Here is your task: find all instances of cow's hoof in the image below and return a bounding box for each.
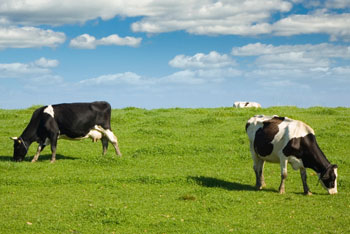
[50,160,56,163]
[304,191,312,196]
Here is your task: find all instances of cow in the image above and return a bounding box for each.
[11,101,122,163]
[246,115,337,195]
[234,101,261,108]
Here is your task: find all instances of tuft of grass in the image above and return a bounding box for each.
[0,106,350,233]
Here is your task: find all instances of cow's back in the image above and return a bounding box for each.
[52,101,112,138]
[246,115,315,159]
[246,115,283,161]
[246,115,280,142]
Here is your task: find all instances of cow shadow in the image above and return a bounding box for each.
[0,154,78,162]
[190,176,277,193]
[0,156,13,161]
[32,154,78,162]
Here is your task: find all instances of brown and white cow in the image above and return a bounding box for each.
[234,101,261,108]
[246,115,338,195]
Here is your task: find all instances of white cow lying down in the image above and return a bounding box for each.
[234,101,261,108]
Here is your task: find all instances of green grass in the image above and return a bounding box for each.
[1,106,350,233]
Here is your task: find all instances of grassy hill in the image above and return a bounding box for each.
[0,106,349,233]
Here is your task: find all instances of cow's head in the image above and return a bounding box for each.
[319,164,338,194]
[10,137,28,162]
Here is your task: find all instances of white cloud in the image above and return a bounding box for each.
[0,0,292,28]
[332,66,350,76]
[0,63,50,78]
[159,68,240,85]
[325,0,350,9]
[160,70,206,85]
[231,43,350,85]
[272,13,350,41]
[79,72,149,85]
[0,0,349,40]
[69,34,96,49]
[79,51,242,86]
[169,51,236,69]
[70,34,142,49]
[0,26,65,49]
[79,69,228,86]
[233,43,337,70]
[0,0,289,36]
[76,42,350,89]
[232,43,350,70]
[165,51,241,84]
[0,58,62,85]
[232,43,350,58]
[131,0,291,35]
[99,34,141,47]
[255,52,330,69]
[34,57,59,68]
[0,1,127,26]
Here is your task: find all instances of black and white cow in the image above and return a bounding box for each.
[246,115,338,195]
[11,101,122,163]
[234,101,261,108]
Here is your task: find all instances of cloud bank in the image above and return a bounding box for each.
[70,34,142,49]
[76,43,350,88]
[169,51,236,69]
[0,0,349,42]
[0,26,65,49]
[0,58,62,85]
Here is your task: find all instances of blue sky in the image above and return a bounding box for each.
[0,0,349,109]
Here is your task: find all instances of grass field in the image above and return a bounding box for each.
[0,106,350,233]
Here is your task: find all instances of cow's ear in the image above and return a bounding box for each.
[322,172,330,180]
[10,137,18,141]
[322,167,333,180]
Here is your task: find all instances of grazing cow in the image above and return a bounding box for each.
[234,101,261,108]
[246,115,337,195]
[11,101,122,163]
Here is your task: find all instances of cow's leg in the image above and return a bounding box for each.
[279,159,288,194]
[95,126,122,156]
[300,168,312,195]
[250,144,265,189]
[31,144,46,163]
[49,134,59,163]
[101,137,109,155]
[106,130,122,156]
[253,156,266,190]
[43,117,60,163]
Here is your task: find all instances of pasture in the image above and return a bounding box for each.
[0,106,350,233]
